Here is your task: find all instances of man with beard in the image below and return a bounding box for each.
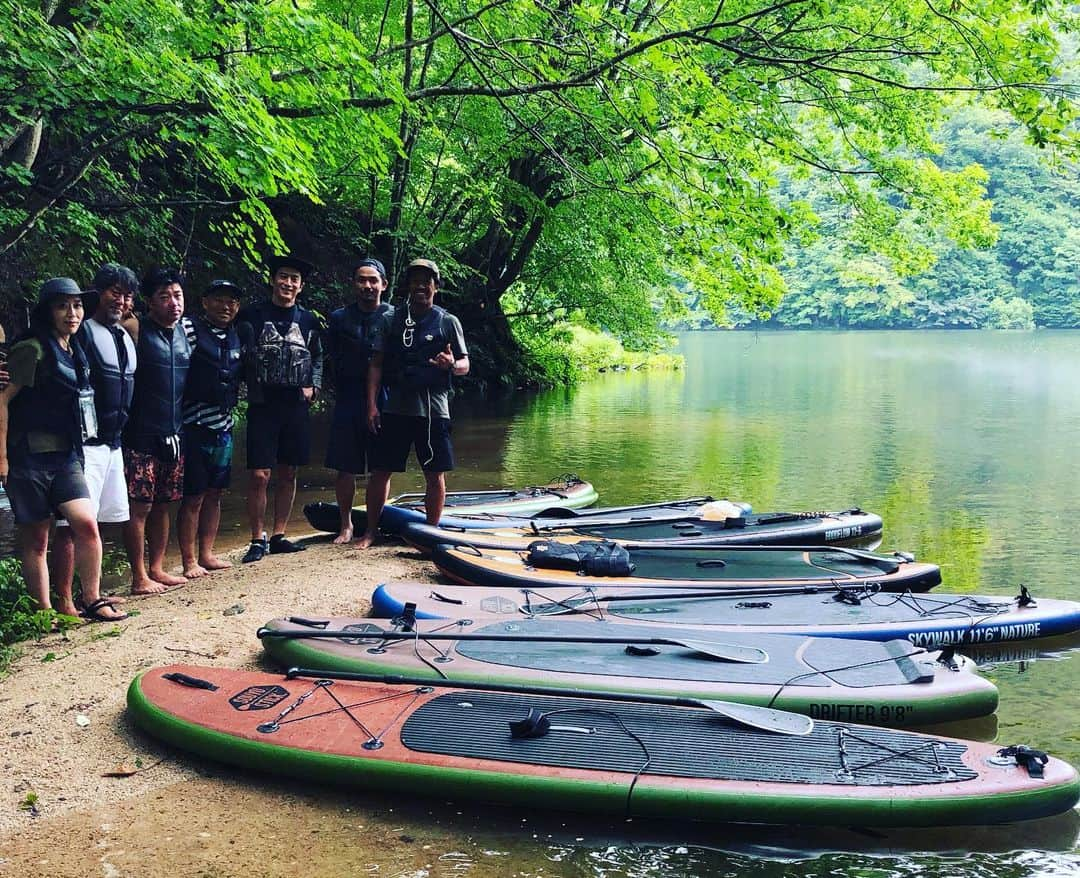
[355,259,468,548]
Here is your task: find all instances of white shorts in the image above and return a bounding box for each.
[56,444,130,527]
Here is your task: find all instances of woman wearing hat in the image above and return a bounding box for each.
[0,278,126,623]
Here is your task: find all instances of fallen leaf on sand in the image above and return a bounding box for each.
[101,764,138,778]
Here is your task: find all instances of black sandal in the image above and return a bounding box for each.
[80,597,129,623]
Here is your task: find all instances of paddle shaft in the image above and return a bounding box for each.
[525,582,879,607]
[283,666,810,734]
[258,626,766,662]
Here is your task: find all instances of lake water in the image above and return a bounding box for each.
[10,329,1080,873]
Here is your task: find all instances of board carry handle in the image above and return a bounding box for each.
[283,667,813,736]
[258,625,769,664]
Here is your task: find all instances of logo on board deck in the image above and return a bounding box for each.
[480,596,520,614]
[229,685,290,711]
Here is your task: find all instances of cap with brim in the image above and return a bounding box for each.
[405,258,441,284]
[34,277,90,311]
[204,279,244,299]
[267,254,316,279]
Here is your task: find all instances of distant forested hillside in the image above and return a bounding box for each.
[673,104,1080,331]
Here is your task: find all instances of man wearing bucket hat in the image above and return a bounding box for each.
[324,257,395,543]
[0,277,126,622]
[355,257,469,548]
[176,279,244,578]
[235,253,324,563]
[51,263,139,617]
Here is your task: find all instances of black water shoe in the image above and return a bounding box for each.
[242,537,269,564]
[269,534,306,554]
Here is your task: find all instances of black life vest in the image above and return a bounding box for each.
[330,302,393,384]
[8,335,94,460]
[125,317,191,439]
[79,318,136,448]
[185,317,242,410]
[384,304,454,391]
[252,311,313,388]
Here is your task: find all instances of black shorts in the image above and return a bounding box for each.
[245,402,311,469]
[369,413,454,473]
[324,401,374,475]
[183,423,234,495]
[6,457,90,524]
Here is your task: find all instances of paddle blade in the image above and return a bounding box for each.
[699,699,814,736]
[676,639,768,664]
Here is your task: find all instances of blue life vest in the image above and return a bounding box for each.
[125,317,191,441]
[185,317,241,411]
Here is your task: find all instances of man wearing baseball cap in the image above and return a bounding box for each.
[235,252,324,562]
[324,258,395,543]
[355,257,469,547]
[176,279,244,577]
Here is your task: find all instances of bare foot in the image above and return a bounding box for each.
[332,527,354,545]
[56,600,80,617]
[199,555,232,571]
[131,577,171,596]
[149,568,188,588]
[183,563,208,579]
[353,531,377,549]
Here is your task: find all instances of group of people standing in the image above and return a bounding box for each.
[0,255,468,622]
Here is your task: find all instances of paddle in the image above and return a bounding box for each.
[521,497,715,521]
[393,489,519,502]
[283,666,814,736]
[614,543,903,570]
[257,623,769,664]
[521,582,879,615]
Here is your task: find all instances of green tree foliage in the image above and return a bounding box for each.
[1,0,1077,377]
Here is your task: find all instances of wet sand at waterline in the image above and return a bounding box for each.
[0,534,457,874]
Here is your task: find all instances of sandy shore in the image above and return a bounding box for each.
[0,533,453,870]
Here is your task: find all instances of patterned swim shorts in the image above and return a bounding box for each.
[124,447,184,504]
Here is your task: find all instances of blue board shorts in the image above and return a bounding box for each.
[183,423,234,495]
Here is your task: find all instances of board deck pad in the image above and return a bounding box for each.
[423,620,928,688]
[401,691,978,786]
